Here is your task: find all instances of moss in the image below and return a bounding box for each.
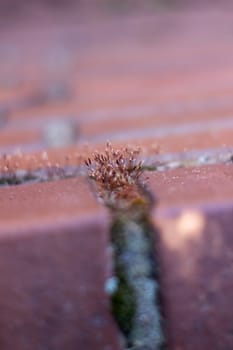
[111,264,136,336]
[108,172,160,345]
[111,217,137,337]
[111,217,127,254]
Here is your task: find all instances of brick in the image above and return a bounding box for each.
[0,128,40,148]
[0,178,121,350]
[1,8,233,350]
[146,164,233,210]
[154,205,233,350]
[1,11,233,163]
[84,124,233,155]
[147,165,233,349]
[81,108,233,139]
[0,177,103,226]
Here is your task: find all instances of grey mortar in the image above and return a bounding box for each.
[111,212,164,350]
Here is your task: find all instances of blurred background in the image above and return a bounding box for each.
[0,0,233,169]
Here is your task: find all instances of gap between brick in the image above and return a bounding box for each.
[0,147,232,186]
[84,142,166,349]
[109,200,165,350]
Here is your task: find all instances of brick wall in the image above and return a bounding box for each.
[0,7,233,350]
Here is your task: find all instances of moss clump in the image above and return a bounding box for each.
[111,264,136,336]
[111,218,136,336]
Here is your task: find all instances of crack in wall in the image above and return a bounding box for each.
[0,147,232,186]
[84,143,165,349]
[0,165,83,186]
[110,205,165,349]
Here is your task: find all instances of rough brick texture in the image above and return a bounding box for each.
[148,166,233,350]
[0,4,233,350]
[155,205,233,350]
[0,179,121,350]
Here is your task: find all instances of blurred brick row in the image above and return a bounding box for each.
[0,0,231,20]
[1,12,233,161]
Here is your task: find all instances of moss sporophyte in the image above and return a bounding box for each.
[85,142,148,211]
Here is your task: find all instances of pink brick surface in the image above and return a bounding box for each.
[0,177,102,227]
[1,7,233,350]
[0,180,121,350]
[147,164,233,210]
[0,218,121,350]
[155,205,233,350]
[0,11,233,159]
[147,166,233,350]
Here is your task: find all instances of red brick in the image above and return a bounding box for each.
[146,164,233,210]
[155,205,233,350]
[81,108,233,139]
[147,165,233,349]
[0,179,121,350]
[0,177,102,226]
[1,9,233,350]
[0,129,40,148]
[1,11,233,163]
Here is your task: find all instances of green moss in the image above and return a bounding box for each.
[111,264,136,336]
[111,218,136,336]
[110,200,156,340]
[111,217,128,256]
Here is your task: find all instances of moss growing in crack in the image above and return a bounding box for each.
[110,212,155,340]
[111,217,137,338]
[111,201,155,249]
[112,263,136,337]
[110,205,164,348]
[85,142,145,210]
[85,143,164,348]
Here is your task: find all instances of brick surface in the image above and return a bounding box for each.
[1,11,233,161]
[1,5,233,350]
[147,166,233,350]
[147,164,233,210]
[0,177,101,226]
[0,179,121,350]
[154,205,233,350]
